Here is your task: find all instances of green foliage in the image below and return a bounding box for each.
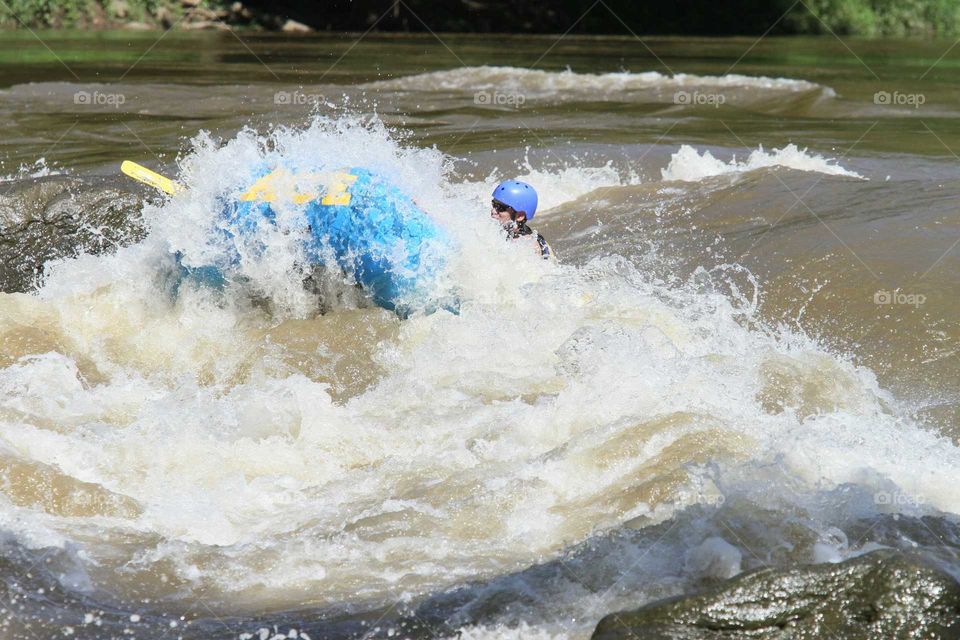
[872,0,960,36]
[786,0,877,35]
[0,0,959,36]
[0,0,178,27]
[0,0,92,28]
[785,0,960,36]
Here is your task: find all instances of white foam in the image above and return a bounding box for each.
[368,65,828,99]
[453,623,570,640]
[0,157,62,182]
[0,116,955,619]
[452,160,641,214]
[685,536,742,580]
[661,143,864,182]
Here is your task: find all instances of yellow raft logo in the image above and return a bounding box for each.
[239,169,358,206]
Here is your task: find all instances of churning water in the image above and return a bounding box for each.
[0,34,957,639]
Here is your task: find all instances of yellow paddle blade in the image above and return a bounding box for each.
[120,160,182,195]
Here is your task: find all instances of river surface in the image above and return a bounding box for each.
[0,32,958,639]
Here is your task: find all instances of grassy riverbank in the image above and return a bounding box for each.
[1,0,959,36]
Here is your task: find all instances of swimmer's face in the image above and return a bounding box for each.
[491,199,516,224]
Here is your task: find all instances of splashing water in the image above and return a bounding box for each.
[0,114,956,638]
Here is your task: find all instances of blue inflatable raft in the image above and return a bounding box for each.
[177,166,452,315]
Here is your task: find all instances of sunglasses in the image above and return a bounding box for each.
[492,200,514,214]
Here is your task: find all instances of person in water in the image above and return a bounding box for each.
[491,180,551,259]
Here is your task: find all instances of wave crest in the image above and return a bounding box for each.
[661,143,864,182]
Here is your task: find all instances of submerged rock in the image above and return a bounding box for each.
[592,550,960,639]
[0,175,147,292]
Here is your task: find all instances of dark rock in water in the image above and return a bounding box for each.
[592,550,960,640]
[0,175,147,293]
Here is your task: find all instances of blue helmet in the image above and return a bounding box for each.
[492,180,538,220]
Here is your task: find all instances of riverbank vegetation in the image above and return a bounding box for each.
[2,0,959,36]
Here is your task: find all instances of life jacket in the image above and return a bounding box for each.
[513,220,553,260]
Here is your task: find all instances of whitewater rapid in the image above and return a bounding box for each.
[366,65,830,98]
[0,112,955,638]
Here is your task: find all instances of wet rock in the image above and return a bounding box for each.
[154,5,174,28]
[183,19,231,31]
[592,550,960,639]
[282,18,313,33]
[230,1,253,21]
[0,175,147,292]
[187,6,227,21]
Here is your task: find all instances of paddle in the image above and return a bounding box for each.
[120,160,182,195]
